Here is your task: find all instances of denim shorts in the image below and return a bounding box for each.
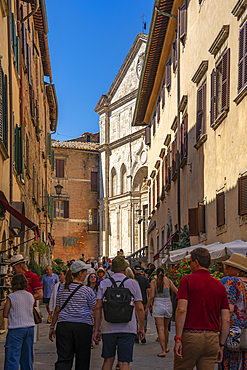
[102,333,135,363]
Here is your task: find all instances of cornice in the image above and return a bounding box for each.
[171,116,177,132]
[191,61,208,84]
[98,128,146,152]
[208,25,230,56]
[178,95,188,113]
[159,147,166,159]
[150,170,156,179]
[155,160,161,170]
[232,0,247,19]
[164,134,171,147]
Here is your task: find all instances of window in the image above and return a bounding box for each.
[166,59,171,89]
[238,22,247,94]
[111,168,117,197]
[152,179,155,211]
[161,158,165,199]
[91,172,98,192]
[0,61,8,153]
[161,77,165,109]
[173,31,178,72]
[120,165,127,194]
[238,176,247,216]
[149,187,151,215]
[14,125,24,175]
[156,171,160,204]
[145,125,151,145]
[55,200,69,218]
[178,3,187,42]
[188,203,206,236]
[157,96,160,124]
[165,148,171,190]
[172,137,177,181]
[32,164,36,201]
[216,192,225,227]
[180,113,188,161]
[152,111,156,136]
[26,134,30,175]
[89,208,98,231]
[56,159,65,178]
[210,49,230,125]
[196,83,206,141]
[87,135,91,142]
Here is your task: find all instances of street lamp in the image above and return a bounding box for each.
[135,209,143,224]
[55,183,63,196]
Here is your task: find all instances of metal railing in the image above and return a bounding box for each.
[126,245,148,267]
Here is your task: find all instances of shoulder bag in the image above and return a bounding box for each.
[226,279,247,351]
[59,283,82,312]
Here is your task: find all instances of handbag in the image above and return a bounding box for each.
[226,280,247,351]
[33,306,43,324]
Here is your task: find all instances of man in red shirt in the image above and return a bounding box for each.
[174,247,230,370]
[10,254,43,303]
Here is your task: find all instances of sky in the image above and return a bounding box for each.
[45,0,154,141]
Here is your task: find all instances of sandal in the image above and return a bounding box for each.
[157,353,166,357]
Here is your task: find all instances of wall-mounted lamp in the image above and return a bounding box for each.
[135,209,143,224]
[55,182,63,196]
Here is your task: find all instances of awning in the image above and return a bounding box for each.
[153,230,178,261]
[168,242,206,263]
[0,198,40,243]
[48,233,55,246]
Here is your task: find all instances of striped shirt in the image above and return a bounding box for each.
[56,282,96,325]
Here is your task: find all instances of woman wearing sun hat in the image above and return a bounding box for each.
[96,267,106,284]
[220,253,247,370]
[48,260,96,370]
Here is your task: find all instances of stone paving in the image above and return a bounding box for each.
[0,304,218,369]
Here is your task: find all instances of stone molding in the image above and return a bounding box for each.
[164,134,171,147]
[232,0,247,20]
[191,61,208,85]
[178,95,188,113]
[171,116,177,132]
[208,25,230,57]
[98,128,145,152]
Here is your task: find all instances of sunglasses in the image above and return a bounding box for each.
[90,275,96,279]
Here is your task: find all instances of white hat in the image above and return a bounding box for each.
[70,260,91,273]
[10,254,26,266]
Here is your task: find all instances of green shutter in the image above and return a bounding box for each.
[15,124,18,172]
[47,133,51,156]
[51,149,54,171]
[50,197,54,224]
[19,126,24,176]
[0,62,3,140]
[17,37,21,77]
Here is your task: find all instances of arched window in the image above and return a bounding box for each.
[120,164,127,194]
[111,168,117,197]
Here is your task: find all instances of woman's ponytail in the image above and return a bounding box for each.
[65,269,73,290]
[156,267,165,293]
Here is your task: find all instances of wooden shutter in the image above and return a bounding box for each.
[184,113,188,157]
[3,74,8,150]
[172,140,177,176]
[217,192,225,227]
[210,69,217,125]
[145,125,151,145]
[166,59,171,88]
[153,180,155,210]
[18,126,24,175]
[47,133,51,156]
[162,159,165,194]
[239,176,247,215]
[188,208,198,236]
[15,125,19,172]
[165,155,168,186]
[221,48,230,111]
[172,32,178,72]
[149,188,151,215]
[196,84,206,141]
[56,159,64,178]
[178,3,187,41]
[238,23,246,93]
[91,172,98,191]
[64,200,69,218]
[157,96,160,124]
[157,172,160,202]
[51,150,55,171]
[0,61,3,140]
[152,111,156,136]
[181,120,184,160]
[198,203,206,233]
[167,147,171,184]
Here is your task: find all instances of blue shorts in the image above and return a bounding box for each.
[102,333,135,363]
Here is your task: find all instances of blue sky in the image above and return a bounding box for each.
[45,0,153,141]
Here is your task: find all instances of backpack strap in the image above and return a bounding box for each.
[108,276,118,288]
[119,277,129,288]
[60,284,82,312]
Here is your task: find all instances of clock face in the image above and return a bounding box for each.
[136,53,145,79]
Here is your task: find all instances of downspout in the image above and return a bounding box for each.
[20,0,39,24]
[7,0,13,203]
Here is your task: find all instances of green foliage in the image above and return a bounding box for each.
[51,262,68,276]
[29,241,49,259]
[53,258,64,266]
[174,225,190,250]
[28,258,42,280]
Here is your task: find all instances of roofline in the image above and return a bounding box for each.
[40,0,48,34]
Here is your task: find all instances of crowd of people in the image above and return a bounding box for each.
[0,248,247,370]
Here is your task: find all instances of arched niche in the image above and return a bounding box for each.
[132,166,148,192]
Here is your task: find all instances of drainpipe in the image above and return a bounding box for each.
[21,0,39,23]
[7,0,13,203]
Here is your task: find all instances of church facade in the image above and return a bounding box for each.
[95,34,148,258]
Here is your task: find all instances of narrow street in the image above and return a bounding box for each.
[0,304,219,370]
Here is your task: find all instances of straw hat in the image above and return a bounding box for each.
[223,253,247,273]
[97,267,106,275]
[10,254,26,267]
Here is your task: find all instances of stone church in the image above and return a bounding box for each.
[95,33,148,258]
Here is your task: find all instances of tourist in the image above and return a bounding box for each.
[97,267,106,284]
[105,264,114,278]
[86,272,99,294]
[220,253,247,370]
[3,274,35,370]
[174,247,230,369]
[134,264,150,344]
[94,255,145,370]
[145,267,177,356]
[42,266,59,323]
[49,270,67,316]
[49,260,96,370]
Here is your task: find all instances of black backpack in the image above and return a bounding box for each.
[103,277,134,323]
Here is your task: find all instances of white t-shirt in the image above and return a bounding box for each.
[97,272,142,334]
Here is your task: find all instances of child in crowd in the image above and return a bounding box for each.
[3,274,35,370]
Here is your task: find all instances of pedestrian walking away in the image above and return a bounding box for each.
[3,274,35,370]
[220,253,247,370]
[134,264,151,344]
[94,255,145,370]
[145,266,177,356]
[174,247,230,370]
[49,259,96,370]
[49,270,67,318]
[42,266,59,323]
